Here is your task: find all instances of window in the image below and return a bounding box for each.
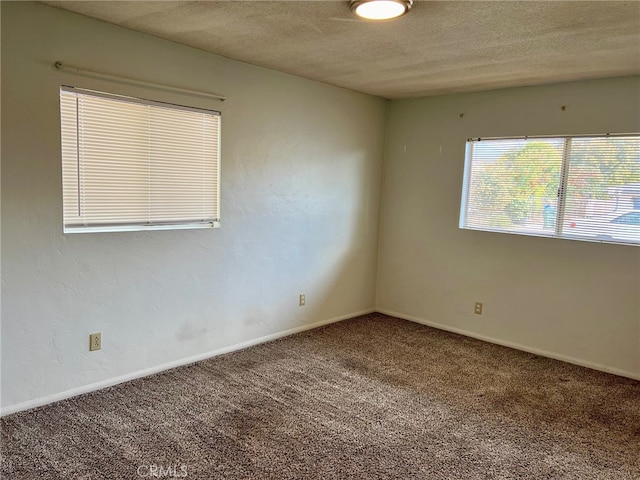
[460,134,640,245]
[60,87,220,233]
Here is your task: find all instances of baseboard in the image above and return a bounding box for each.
[1,308,375,417]
[376,308,640,381]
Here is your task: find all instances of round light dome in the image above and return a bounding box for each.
[350,0,413,21]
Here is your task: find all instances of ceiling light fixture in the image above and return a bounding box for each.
[350,0,413,21]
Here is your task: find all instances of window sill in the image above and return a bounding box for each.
[64,221,220,234]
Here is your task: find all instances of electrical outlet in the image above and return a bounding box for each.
[474,302,483,315]
[89,332,102,351]
[299,294,306,306]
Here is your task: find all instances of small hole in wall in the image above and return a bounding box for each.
[561,105,567,111]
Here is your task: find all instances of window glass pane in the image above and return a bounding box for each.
[77,94,150,225]
[464,139,563,234]
[60,91,80,222]
[562,137,640,243]
[148,106,217,223]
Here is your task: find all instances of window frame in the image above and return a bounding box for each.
[459,133,640,246]
[60,86,221,234]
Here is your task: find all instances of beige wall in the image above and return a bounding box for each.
[377,77,640,378]
[1,2,385,412]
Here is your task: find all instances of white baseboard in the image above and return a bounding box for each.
[1,308,375,417]
[377,308,640,381]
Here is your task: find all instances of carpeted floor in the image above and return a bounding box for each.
[2,313,639,479]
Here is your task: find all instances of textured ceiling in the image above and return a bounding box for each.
[43,1,640,99]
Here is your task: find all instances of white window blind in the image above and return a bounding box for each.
[460,134,640,245]
[60,87,220,233]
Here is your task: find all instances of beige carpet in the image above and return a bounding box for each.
[2,313,639,479]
